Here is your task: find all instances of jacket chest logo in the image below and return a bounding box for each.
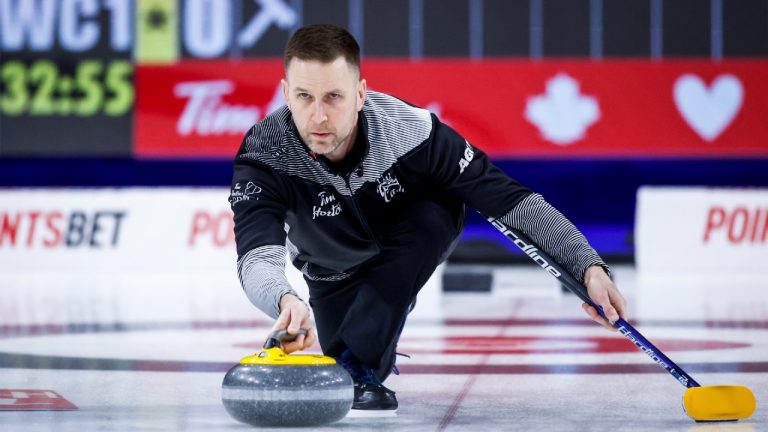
[312,191,342,219]
[377,173,405,203]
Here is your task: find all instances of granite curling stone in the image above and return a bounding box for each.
[222,329,354,427]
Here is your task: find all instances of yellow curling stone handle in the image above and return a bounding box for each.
[240,328,337,366]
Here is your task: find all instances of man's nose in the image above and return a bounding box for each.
[311,101,328,123]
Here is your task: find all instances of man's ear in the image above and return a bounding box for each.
[281,78,290,110]
[357,78,366,111]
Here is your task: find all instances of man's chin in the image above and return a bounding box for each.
[308,143,336,155]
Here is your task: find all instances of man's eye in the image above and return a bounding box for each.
[298,93,310,99]
[328,93,340,100]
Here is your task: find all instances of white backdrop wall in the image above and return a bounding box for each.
[635,186,768,276]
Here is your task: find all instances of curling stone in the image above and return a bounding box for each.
[222,329,354,427]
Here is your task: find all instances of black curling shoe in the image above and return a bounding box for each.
[353,382,398,411]
[335,349,398,414]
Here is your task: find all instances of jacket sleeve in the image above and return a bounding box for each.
[229,158,300,319]
[230,161,288,256]
[414,114,531,217]
[418,116,609,282]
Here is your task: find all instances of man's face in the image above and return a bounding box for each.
[282,57,366,162]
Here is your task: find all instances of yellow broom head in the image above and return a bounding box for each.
[683,385,756,422]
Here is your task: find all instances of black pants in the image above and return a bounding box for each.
[307,197,464,381]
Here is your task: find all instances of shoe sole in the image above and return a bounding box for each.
[346,408,398,418]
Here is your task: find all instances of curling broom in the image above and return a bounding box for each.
[489,218,756,422]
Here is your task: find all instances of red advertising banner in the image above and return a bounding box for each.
[135,60,768,158]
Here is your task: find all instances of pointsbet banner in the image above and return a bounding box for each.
[635,187,768,275]
[134,60,768,158]
[0,188,236,272]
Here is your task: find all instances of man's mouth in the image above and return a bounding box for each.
[310,132,332,141]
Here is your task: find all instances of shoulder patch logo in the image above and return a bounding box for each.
[459,141,475,174]
[229,181,262,205]
[245,182,261,196]
[377,172,405,203]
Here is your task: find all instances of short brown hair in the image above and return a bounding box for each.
[284,24,360,75]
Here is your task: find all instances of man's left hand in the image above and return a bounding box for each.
[581,265,627,331]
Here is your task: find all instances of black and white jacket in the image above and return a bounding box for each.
[230,91,606,318]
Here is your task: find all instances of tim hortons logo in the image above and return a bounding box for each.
[312,191,342,219]
[229,182,262,205]
[174,80,283,136]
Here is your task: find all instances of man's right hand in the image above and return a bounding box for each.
[271,293,316,353]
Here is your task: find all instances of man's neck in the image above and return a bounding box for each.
[324,122,364,174]
[324,123,357,164]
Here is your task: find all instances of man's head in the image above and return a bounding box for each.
[284,24,360,77]
[282,24,366,163]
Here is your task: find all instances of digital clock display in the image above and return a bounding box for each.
[1,60,133,117]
